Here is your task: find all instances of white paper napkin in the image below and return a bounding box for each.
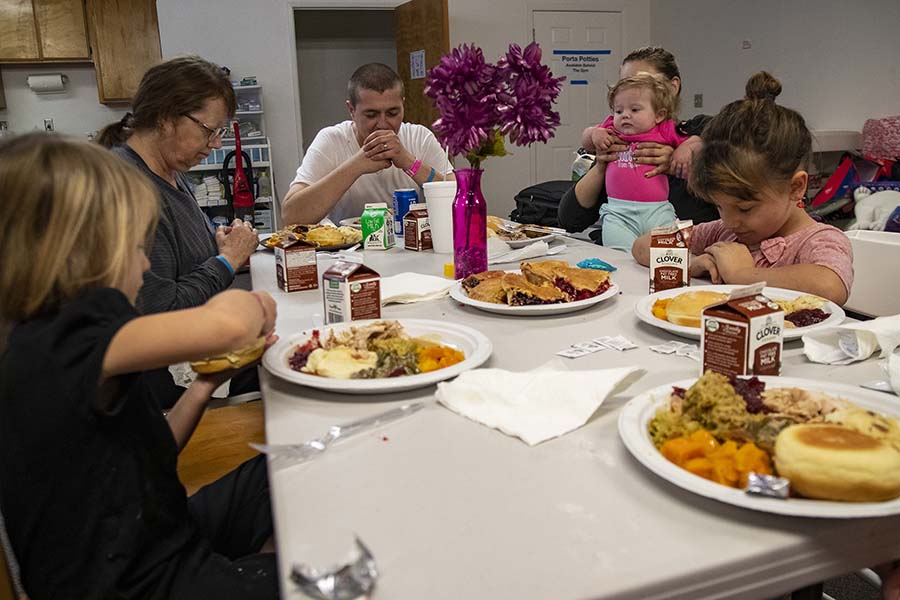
[169,362,230,398]
[380,272,454,304]
[435,361,643,445]
[487,237,563,265]
[890,351,900,396]
[802,314,900,365]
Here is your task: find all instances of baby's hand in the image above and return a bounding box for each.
[589,127,615,151]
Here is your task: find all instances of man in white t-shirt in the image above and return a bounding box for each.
[282,63,454,224]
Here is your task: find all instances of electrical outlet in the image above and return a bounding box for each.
[741,39,752,49]
[43,118,54,132]
[694,94,703,108]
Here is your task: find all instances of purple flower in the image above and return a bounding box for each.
[426,42,564,165]
[425,45,503,157]
[496,42,565,146]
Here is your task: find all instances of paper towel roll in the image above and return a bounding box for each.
[27,73,67,94]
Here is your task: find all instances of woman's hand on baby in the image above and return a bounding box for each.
[705,242,755,283]
[632,142,674,178]
[670,137,701,180]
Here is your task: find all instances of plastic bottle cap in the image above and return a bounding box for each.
[443,263,455,278]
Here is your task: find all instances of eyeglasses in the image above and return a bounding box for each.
[184,114,230,142]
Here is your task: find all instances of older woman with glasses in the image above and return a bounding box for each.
[98,55,260,408]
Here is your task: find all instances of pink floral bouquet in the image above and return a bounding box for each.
[425,42,565,169]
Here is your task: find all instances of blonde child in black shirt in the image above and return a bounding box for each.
[0,133,279,599]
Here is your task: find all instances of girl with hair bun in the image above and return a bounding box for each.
[633,71,853,305]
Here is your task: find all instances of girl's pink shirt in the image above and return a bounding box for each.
[689,219,855,296]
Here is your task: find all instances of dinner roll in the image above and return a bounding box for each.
[190,336,267,374]
[774,424,900,502]
[665,291,729,328]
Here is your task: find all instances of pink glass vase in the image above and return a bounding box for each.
[452,168,488,279]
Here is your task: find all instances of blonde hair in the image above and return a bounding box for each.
[608,71,678,121]
[0,133,159,322]
[690,71,811,201]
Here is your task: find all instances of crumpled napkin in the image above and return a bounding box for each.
[435,361,643,445]
[169,363,230,398]
[802,314,900,365]
[890,351,900,396]
[380,272,454,304]
[487,236,560,265]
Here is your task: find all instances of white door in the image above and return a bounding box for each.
[532,11,622,182]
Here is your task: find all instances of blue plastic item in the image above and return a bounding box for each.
[577,258,617,272]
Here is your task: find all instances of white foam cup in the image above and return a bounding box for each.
[423,180,457,254]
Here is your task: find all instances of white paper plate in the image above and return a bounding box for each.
[449,271,619,316]
[502,233,558,249]
[618,376,900,518]
[262,319,492,394]
[633,285,845,341]
[257,233,358,253]
[339,217,362,230]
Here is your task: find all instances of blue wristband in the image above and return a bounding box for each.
[215,254,235,276]
[425,167,436,183]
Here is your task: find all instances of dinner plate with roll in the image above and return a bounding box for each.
[634,284,845,341]
[619,374,900,517]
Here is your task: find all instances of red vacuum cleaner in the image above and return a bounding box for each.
[222,120,255,224]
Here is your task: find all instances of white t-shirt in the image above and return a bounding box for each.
[291,120,453,223]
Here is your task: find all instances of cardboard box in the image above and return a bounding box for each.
[322,259,381,324]
[649,220,692,293]
[403,203,432,251]
[274,239,318,292]
[701,283,784,378]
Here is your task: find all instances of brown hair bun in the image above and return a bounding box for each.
[744,71,782,102]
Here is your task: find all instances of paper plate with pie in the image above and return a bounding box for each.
[633,285,845,340]
[258,224,362,252]
[262,319,492,394]
[448,260,619,316]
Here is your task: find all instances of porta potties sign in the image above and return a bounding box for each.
[552,49,611,85]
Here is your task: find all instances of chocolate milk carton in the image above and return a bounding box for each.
[701,282,784,377]
[649,220,692,293]
[403,203,432,251]
[274,239,318,292]
[322,259,381,324]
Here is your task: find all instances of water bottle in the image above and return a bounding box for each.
[452,168,487,279]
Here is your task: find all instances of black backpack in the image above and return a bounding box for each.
[509,180,573,227]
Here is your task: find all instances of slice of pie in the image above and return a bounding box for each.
[501,273,567,306]
[461,270,505,294]
[551,267,612,301]
[520,260,570,287]
[465,275,507,304]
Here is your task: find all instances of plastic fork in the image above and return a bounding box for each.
[251,402,424,467]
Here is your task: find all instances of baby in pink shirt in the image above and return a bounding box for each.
[591,72,688,250]
[633,71,853,305]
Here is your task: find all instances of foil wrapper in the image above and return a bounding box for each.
[745,472,790,499]
[291,537,378,600]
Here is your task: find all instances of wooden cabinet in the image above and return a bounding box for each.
[87,0,161,104]
[0,0,90,62]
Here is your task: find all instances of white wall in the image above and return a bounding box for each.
[157,0,304,210]
[651,0,900,130]
[0,64,127,138]
[295,10,396,153]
